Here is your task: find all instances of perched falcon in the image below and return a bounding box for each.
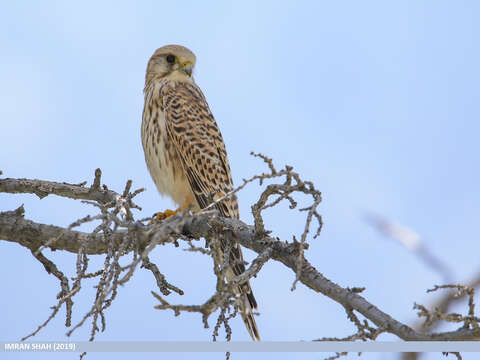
[141,44,260,341]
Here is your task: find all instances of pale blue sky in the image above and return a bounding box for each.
[1,1,479,360]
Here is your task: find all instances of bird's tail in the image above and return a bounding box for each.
[238,283,260,341]
[221,239,260,340]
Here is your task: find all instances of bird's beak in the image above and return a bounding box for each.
[181,61,193,76]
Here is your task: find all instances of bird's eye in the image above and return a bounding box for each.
[166,55,176,64]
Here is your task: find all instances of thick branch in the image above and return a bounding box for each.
[1,207,479,341]
[0,171,118,204]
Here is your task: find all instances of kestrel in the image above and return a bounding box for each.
[141,44,260,341]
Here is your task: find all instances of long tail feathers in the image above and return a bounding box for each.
[242,310,260,341]
[239,286,260,341]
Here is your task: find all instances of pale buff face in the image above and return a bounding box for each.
[146,44,197,81]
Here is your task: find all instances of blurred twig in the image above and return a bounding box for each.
[366,213,453,282]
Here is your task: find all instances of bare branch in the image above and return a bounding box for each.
[0,171,113,203]
[30,249,73,327]
[442,352,463,360]
[0,169,143,211]
[413,284,479,330]
[323,352,349,360]
[141,257,184,296]
[2,162,479,344]
[2,206,479,341]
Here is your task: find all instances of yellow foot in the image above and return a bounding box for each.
[153,209,179,221]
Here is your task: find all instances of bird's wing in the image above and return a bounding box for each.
[161,81,238,219]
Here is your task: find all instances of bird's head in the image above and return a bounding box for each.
[145,44,196,84]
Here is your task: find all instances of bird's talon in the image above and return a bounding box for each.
[153,209,178,221]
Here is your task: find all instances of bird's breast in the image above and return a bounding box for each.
[141,90,193,207]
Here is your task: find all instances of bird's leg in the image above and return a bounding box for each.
[152,197,192,221]
[153,209,179,221]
